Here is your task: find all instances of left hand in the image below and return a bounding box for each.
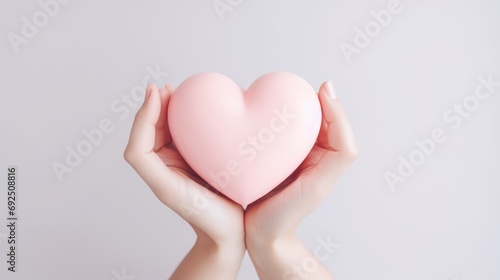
[245,80,359,246]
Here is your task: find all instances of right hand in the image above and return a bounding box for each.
[124,84,244,246]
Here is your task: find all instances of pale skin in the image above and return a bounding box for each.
[124,80,358,279]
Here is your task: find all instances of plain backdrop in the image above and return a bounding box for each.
[1,0,499,279]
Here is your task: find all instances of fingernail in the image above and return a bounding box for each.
[325,80,337,99]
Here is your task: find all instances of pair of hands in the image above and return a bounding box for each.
[124,81,358,280]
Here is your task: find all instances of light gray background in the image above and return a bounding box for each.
[1,0,499,279]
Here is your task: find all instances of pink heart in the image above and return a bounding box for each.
[168,72,322,206]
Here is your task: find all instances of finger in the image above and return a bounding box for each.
[124,85,184,207]
[318,81,358,156]
[154,87,169,151]
[123,85,225,219]
[126,84,161,156]
[296,81,358,208]
[316,114,328,146]
[163,84,175,146]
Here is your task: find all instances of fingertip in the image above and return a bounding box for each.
[318,80,337,100]
[319,81,328,93]
[145,83,152,100]
[318,85,357,155]
[158,86,168,97]
[149,84,162,103]
[151,84,158,93]
[318,82,336,121]
[325,80,337,99]
[140,84,161,117]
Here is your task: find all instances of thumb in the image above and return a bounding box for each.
[318,80,358,157]
[125,84,161,158]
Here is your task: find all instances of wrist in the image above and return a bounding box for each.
[245,225,296,251]
[246,231,297,264]
[195,230,245,261]
[170,230,245,280]
[247,233,310,280]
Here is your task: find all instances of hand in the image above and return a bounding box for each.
[124,84,245,280]
[245,80,358,279]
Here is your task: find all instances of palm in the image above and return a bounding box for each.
[156,144,203,183]
[127,84,244,244]
[245,89,354,238]
[166,142,245,241]
[244,139,331,235]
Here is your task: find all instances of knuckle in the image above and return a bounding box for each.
[123,147,137,163]
[344,145,359,161]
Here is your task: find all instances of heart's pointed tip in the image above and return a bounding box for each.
[239,196,260,209]
[236,198,248,209]
[236,197,252,209]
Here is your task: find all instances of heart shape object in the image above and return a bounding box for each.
[168,72,321,206]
